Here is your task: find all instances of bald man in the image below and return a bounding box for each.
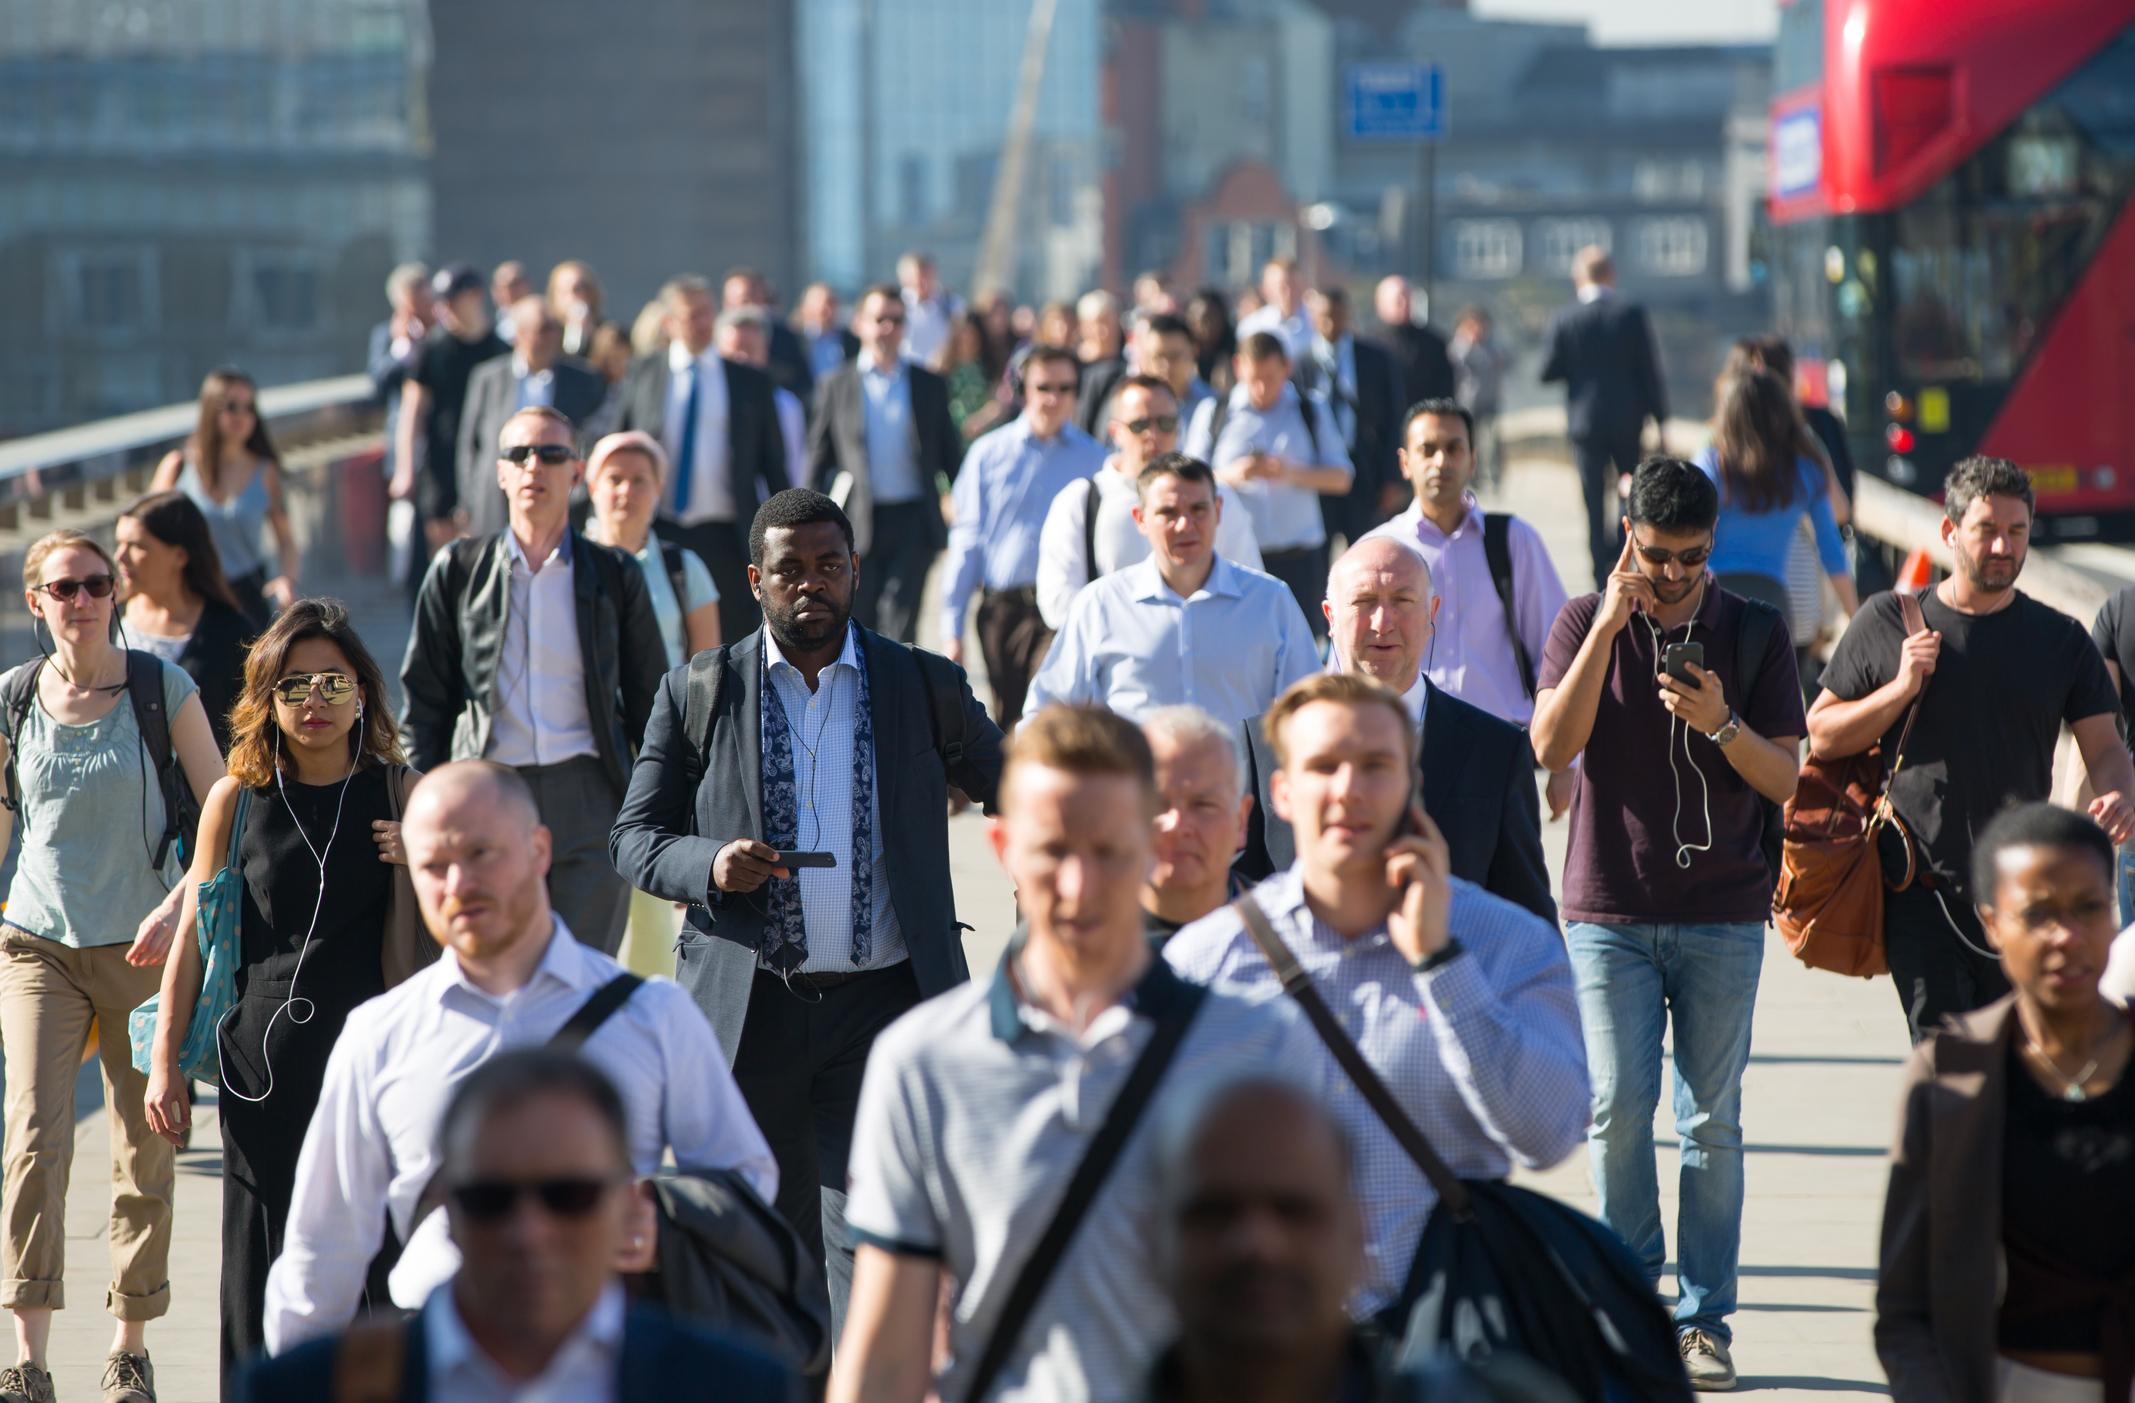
[262,761,775,1354]
[1235,538,1557,924]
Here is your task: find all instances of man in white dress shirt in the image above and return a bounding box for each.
[1027,453,1317,726]
[262,763,775,1355]
[1035,375,1262,630]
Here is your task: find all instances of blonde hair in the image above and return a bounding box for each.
[22,530,116,594]
[1001,705,1157,815]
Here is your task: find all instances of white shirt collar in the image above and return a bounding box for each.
[438,916,593,1004]
[1127,554,1235,603]
[764,621,860,679]
[512,355,553,381]
[1325,647,1428,729]
[857,349,901,377]
[1576,283,1613,305]
[668,340,716,373]
[504,527,572,573]
[428,1279,625,1383]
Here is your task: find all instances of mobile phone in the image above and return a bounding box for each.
[1662,641,1705,684]
[780,851,837,869]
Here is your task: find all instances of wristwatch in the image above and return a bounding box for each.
[1706,710,1742,748]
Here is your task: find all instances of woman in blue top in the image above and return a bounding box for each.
[149,369,300,627]
[1694,367,1859,627]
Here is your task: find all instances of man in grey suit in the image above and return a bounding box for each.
[610,488,1003,1341]
[615,275,793,642]
[456,296,609,537]
[806,284,961,643]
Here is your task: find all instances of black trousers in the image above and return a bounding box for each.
[1880,829,2010,1044]
[730,963,922,1343]
[1261,544,1332,639]
[660,518,760,644]
[1572,431,1645,590]
[974,586,1052,728]
[854,501,935,645]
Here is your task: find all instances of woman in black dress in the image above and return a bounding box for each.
[142,599,423,1395]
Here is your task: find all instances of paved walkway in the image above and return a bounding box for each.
[51,453,1905,1399]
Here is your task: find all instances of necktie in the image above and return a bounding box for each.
[673,361,701,516]
[757,635,877,973]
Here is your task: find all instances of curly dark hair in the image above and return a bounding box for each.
[1626,456,1720,534]
[1944,455,2034,524]
[748,488,855,566]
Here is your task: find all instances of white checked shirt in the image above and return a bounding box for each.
[662,343,735,523]
[486,529,598,767]
[1033,459,1265,630]
[262,920,776,1353]
[761,624,905,974]
[426,1281,623,1403]
[1165,868,1590,1312]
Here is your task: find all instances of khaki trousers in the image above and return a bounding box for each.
[0,927,172,1319]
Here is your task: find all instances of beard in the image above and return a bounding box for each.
[764,592,852,651]
[1959,550,2021,594]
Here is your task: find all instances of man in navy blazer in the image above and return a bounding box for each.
[1234,537,1557,925]
[609,489,1003,1337]
[238,1050,798,1402]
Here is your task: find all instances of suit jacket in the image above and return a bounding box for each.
[1074,355,1128,436]
[399,530,666,796]
[1236,681,1557,925]
[1387,322,1456,408]
[609,627,1006,1064]
[1539,294,1668,444]
[764,321,816,405]
[236,1297,801,1403]
[806,361,960,556]
[614,354,791,520]
[456,355,610,537]
[1305,335,1406,541]
[1874,996,2019,1403]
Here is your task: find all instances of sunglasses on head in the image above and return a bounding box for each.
[272,672,359,707]
[1120,415,1180,435]
[34,575,115,602]
[1631,539,1714,569]
[448,1176,618,1223]
[501,443,576,466]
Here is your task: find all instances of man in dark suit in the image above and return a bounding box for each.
[807,284,961,644]
[238,1050,799,1403]
[615,275,792,642]
[1540,245,1670,589]
[1303,286,1406,544]
[456,295,609,537]
[1374,274,1457,409]
[609,489,1004,1339]
[1235,536,1556,924]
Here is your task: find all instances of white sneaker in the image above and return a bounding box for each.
[1679,1328,1737,1391]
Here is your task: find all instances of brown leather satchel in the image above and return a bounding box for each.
[1772,592,1928,978]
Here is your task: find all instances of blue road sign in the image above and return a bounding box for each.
[1345,62,1444,142]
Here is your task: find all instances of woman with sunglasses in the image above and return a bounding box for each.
[143,599,417,1393]
[117,491,255,753]
[149,368,299,626]
[0,530,224,1403]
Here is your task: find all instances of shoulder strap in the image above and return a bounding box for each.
[962,978,1208,1402]
[1230,896,1473,1220]
[549,973,644,1052]
[331,1314,412,1403]
[1207,393,1231,452]
[0,660,41,816]
[1296,390,1322,463]
[680,646,730,792]
[1481,514,1536,700]
[1732,596,1780,715]
[1082,475,1102,586]
[1887,591,1931,773]
[126,650,191,869]
[658,540,690,610]
[911,647,966,770]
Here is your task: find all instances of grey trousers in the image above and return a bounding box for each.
[519,755,629,955]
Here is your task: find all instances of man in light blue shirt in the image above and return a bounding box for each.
[939,343,1107,724]
[1028,453,1316,727]
[1184,332,1354,638]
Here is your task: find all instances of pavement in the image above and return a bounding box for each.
[44,452,1904,1399]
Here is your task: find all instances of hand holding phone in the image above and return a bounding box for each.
[780,851,838,869]
[1662,641,1705,685]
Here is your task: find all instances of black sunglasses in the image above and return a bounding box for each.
[1120,415,1180,435]
[34,575,116,602]
[1632,540,1714,569]
[501,443,577,465]
[447,1176,619,1223]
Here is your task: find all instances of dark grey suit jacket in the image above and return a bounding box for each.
[608,627,1005,1064]
[1236,680,1558,925]
[614,354,791,519]
[1539,293,1669,444]
[456,355,609,536]
[806,361,960,556]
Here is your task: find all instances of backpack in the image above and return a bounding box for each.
[658,540,693,614]
[1480,514,1538,701]
[2,652,198,871]
[1730,596,1786,881]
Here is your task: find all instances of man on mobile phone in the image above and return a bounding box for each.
[1528,457,1804,1391]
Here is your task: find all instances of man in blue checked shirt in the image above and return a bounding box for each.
[938,343,1107,726]
[1166,671,1589,1320]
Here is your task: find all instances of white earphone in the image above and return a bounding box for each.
[1639,577,1715,870]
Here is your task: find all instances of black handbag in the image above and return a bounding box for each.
[1230,898,1691,1403]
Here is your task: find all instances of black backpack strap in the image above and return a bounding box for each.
[126,650,193,869]
[1082,475,1102,587]
[680,646,730,793]
[1231,896,1473,1220]
[961,978,1208,1402]
[1206,393,1231,454]
[911,647,967,771]
[0,660,41,817]
[658,540,691,612]
[549,973,644,1052]
[1296,390,1323,464]
[1482,514,1537,701]
[1732,595,1779,710]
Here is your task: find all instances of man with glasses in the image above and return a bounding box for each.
[1035,375,1260,630]
[261,762,774,1355]
[456,295,608,538]
[1529,458,1805,1391]
[807,285,962,643]
[400,407,666,954]
[939,343,1107,726]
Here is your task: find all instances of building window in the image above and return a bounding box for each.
[1535,218,1612,276]
[1450,219,1522,279]
[59,250,156,333]
[1633,158,1707,201]
[1636,216,1709,276]
[241,252,322,333]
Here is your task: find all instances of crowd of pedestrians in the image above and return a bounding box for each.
[0,242,2131,1403]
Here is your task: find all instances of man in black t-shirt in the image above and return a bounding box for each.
[389,264,509,582]
[1812,456,2134,1044]
[2090,582,2135,925]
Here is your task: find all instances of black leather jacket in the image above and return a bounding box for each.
[398,530,665,793]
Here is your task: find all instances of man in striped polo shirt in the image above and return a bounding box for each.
[834,706,1312,1403]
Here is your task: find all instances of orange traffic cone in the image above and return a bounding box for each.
[1896,548,1934,591]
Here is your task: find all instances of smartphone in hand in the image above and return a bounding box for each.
[1662,641,1705,685]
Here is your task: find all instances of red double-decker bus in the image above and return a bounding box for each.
[1767,0,2135,540]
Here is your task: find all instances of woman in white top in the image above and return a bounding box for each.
[581,431,720,977]
[149,369,299,625]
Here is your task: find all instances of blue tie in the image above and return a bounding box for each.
[673,361,701,516]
